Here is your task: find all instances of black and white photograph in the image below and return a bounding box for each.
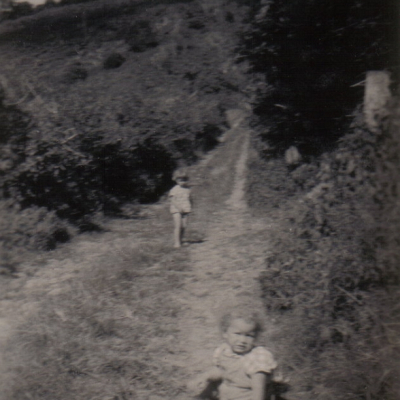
[0,1,398,399]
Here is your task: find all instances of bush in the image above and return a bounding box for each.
[195,123,222,152]
[2,136,176,221]
[0,200,73,271]
[126,20,158,52]
[103,52,126,69]
[0,92,30,149]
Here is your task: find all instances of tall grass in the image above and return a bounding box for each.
[2,240,190,400]
[250,100,400,400]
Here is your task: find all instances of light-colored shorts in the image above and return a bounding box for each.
[171,211,191,216]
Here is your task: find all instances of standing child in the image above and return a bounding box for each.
[169,169,192,248]
[187,308,277,400]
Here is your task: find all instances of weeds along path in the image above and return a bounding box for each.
[0,110,276,399]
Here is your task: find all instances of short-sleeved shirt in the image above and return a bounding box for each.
[213,343,277,400]
[169,185,191,214]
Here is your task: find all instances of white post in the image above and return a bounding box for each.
[364,71,391,132]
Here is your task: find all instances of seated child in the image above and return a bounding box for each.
[187,307,277,400]
[169,169,192,248]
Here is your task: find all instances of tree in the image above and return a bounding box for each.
[240,0,398,156]
[1,0,34,19]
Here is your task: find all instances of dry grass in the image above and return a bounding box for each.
[1,227,192,400]
[247,103,400,400]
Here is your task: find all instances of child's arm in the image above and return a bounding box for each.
[251,372,272,400]
[187,367,222,395]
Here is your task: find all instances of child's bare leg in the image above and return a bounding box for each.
[173,213,182,248]
[181,214,188,243]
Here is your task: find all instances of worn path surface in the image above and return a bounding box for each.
[173,128,278,390]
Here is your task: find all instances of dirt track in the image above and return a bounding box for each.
[170,124,278,391]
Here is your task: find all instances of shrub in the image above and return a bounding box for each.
[103,52,126,69]
[1,202,72,250]
[0,200,73,271]
[2,135,176,221]
[195,123,222,152]
[0,92,30,149]
[126,20,158,52]
[225,11,234,23]
[172,138,198,164]
[188,19,205,30]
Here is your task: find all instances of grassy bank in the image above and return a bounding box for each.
[248,101,400,400]
[1,209,192,400]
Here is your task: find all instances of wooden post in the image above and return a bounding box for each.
[364,71,391,132]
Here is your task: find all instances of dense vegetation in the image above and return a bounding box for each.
[0,0,250,265]
[249,106,400,399]
[244,1,399,399]
[0,1,399,399]
[241,0,398,155]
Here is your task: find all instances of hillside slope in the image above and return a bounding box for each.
[0,0,259,266]
[0,0,250,150]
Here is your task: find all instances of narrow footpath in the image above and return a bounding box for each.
[166,114,279,395]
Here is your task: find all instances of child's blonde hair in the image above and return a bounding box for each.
[172,168,189,182]
[219,306,264,336]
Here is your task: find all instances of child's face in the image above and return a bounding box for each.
[223,318,257,355]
